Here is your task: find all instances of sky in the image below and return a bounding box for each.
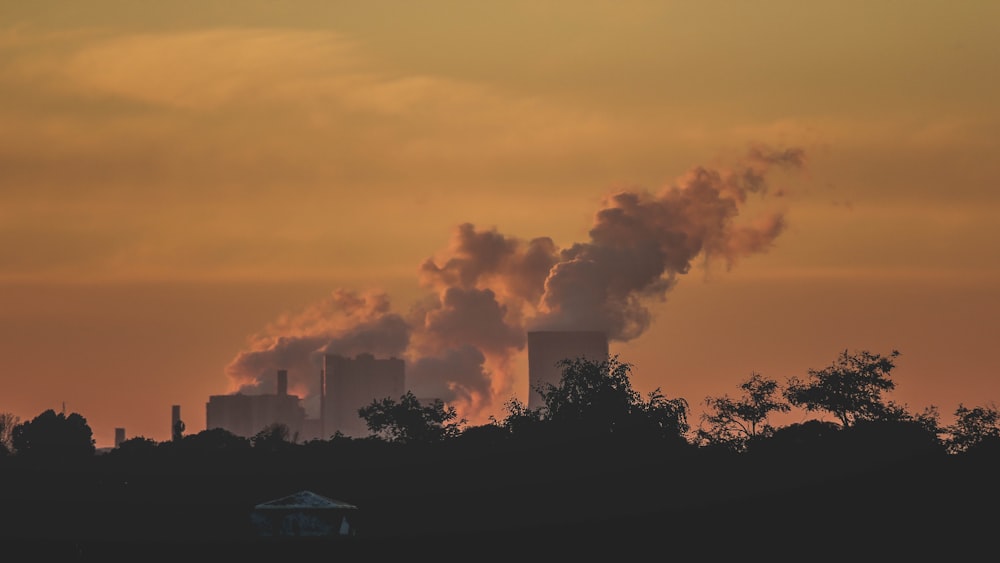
[2,2,998,448]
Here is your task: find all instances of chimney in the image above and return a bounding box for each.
[319,369,326,439]
[171,405,183,441]
[114,428,126,448]
[277,369,288,396]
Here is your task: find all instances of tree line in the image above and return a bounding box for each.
[2,348,998,461]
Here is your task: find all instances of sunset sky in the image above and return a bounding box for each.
[2,2,998,448]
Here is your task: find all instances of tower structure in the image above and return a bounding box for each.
[205,369,306,439]
[527,330,609,410]
[171,405,184,441]
[323,353,405,438]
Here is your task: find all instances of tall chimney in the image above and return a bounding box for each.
[171,405,183,441]
[277,369,288,396]
[114,428,126,448]
[319,369,326,439]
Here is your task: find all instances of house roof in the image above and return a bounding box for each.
[254,490,358,511]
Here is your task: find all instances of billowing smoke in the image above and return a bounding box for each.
[225,146,804,423]
[225,289,409,415]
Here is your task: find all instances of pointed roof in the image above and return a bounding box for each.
[254,490,357,511]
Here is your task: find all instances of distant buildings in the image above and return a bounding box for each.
[205,356,406,441]
[206,370,306,440]
[323,353,405,439]
[202,332,608,441]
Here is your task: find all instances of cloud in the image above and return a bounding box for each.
[226,147,804,423]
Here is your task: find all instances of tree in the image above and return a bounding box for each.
[175,427,251,452]
[784,349,905,428]
[359,391,466,444]
[11,409,95,461]
[534,355,689,440]
[493,397,543,436]
[0,412,20,456]
[108,436,159,459]
[698,372,790,451]
[252,422,294,451]
[945,403,1000,455]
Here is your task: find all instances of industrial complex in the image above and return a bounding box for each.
[204,354,405,442]
[195,331,608,441]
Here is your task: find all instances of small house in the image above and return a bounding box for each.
[250,490,358,538]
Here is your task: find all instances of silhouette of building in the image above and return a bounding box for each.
[206,369,307,439]
[250,490,358,538]
[171,405,184,441]
[527,330,609,409]
[323,353,405,438]
[114,427,126,448]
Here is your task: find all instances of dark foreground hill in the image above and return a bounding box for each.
[1,436,997,561]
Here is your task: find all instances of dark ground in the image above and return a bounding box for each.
[1,440,997,561]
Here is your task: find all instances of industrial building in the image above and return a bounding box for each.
[322,353,405,438]
[206,370,307,440]
[527,330,609,409]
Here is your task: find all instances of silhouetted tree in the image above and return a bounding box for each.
[492,397,543,436]
[175,427,251,452]
[839,418,946,461]
[698,372,790,451]
[534,355,689,440]
[455,422,511,449]
[0,412,19,456]
[252,422,294,451]
[636,387,692,442]
[945,402,1000,454]
[784,349,905,428]
[107,436,159,460]
[11,409,95,461]
[359,391,466,443]
[761,419,842,453]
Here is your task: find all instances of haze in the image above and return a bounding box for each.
[1,2,998,447]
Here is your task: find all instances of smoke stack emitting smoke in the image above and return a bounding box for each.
[225,146,805,424]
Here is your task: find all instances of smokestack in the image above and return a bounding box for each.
[277,369,288,396]
[171,405,184,442]
[319,369,326,439]
[114,428,126,448]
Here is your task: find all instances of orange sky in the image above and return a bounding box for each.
[2,2,998,447]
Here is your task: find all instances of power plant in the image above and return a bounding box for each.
[206,369,307,440]
[204,356,405,441]
[199,332,606,441]
[322,353,405,439]
[527,330,609,410]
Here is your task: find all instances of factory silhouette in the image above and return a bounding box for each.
[179,330,611,442]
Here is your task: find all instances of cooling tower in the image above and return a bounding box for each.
[323,353,405,438]
[277,369,288,396]
[527,330,609,410]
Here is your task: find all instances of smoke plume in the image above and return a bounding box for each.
[225,146,804,423]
